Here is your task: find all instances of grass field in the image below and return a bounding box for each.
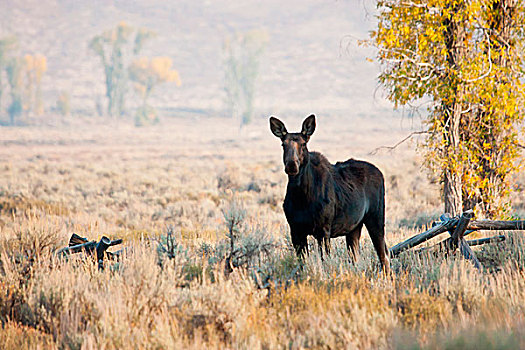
[1,114,524,349]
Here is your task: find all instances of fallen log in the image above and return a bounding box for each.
[458,238,482,269]
[69,233,88,246]
[415,235,506,255]
[390,217,459,257]
[467,235,505,246]
[57,234,124,270]
[467,220,525,231]
[57,237,122,256]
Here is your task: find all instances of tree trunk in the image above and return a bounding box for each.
[442,3,467,216]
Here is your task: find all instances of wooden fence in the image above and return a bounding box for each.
[390,209,525,269]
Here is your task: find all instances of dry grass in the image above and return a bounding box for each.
[0,115,524,349]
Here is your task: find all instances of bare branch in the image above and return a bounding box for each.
[463,25,493,83]
[369,130,429,155]
[381,0,440,14]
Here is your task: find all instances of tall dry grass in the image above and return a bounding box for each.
[1,117,524,349]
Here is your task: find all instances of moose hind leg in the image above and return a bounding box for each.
[364,216,390,274]
[345,222,363,263]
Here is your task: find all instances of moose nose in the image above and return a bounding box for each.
[285,162,299,176]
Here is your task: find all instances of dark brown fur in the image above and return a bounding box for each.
[270,115,390,272]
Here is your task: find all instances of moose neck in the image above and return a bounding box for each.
[287,155,314,196]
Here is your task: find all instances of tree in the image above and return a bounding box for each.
[5,57,23,125]
[89,22,155,118]
[0,36,18,114]
[128,56,181,125]
[371,0,525,217]
[223,30,268,127]
[23,54,47,115]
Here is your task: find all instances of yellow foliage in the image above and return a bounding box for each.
[372,0,525,217]
[34,54,47,74]
[23,54,34,70]
[129,56,182,96]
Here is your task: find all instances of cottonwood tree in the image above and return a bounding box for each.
[128,56,181,125]
[0,36,18,114]
[223,30,268,127]
[22,54,47,115]
[371,0,525,217]
[2,47,47,124]
[89,22,155,118]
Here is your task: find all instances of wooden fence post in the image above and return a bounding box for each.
[446,210,481,269]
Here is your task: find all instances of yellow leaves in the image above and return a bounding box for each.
[35,54,46,73]
[129,56,181,97]
[22,54,47,82]
[24,54,34,70]
[23,54,47,73]
[425,27,439,42]
[167,70,182,87]
[150,56,176,82]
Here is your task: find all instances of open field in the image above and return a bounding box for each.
[2,0,525,348]
[1,115,525,349]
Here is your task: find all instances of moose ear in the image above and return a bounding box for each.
[269,116,288,139]
[301,114,316,140]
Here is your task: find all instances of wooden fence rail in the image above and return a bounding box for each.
[57,233,123,269]
[390,210,525,269]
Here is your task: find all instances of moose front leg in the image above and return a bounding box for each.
[290,230,308,258]
[315,225,331,261]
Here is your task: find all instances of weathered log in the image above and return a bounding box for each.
[444,210,480,269]
[57,240,97,255]
[467,220,525,231]
[57,236,123,256]
[96,236,112,270]
[467,235,505,246]
[448,210,474,251]
[416,234,506,255]
[390,217,459,257]
[458,238,482,269]
[69,233,88,246]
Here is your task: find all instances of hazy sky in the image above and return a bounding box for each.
[1,0,394,119]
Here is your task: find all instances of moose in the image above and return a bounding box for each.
[269,114,390,272]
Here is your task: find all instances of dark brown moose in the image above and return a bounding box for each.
[269,114,390,272]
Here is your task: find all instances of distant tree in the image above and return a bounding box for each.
[371,0,525,217]
[128,56,181,125]
[89,22,155,118]
[5,57,23,125]
[223,30,268,127]
[0,36,18,114]
[23,54,47,115]
[4,54,47,124]
[56,91,71,116]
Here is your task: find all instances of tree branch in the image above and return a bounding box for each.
[369,130,429,155]
[462,28,493,83]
